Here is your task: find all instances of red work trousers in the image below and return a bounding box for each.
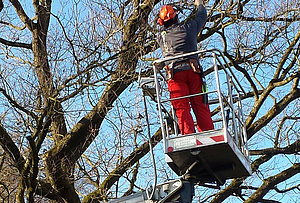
[168,69,214,135]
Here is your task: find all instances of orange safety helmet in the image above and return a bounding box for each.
[157,5,177,26]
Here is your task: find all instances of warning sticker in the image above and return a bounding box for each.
[174,136,197,149]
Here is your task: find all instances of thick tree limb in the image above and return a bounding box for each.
[244,163,300,203]
[250,138,300,156]
[35,181,64,202]
[247,84,299,139]
[44,1,161,201]
[45,65,136,203]
[239,15,300,23]
[0,37,31,49]
[211,138,299,203]
[82,129,162,202]
[274,29,300,79]
[8,0,35,31]
[0,0,3,12]
[0,123,25,171]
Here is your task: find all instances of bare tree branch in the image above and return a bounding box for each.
[82,129,162,202]
[0,0,299,202]
[0,0,3,12]
[247,79,299,138]
[0,123,25,171]
[244,163,300,203]
[0,88,37,120]
[250,138,300,156]
[0,37,32,49]
[8,0,35,31]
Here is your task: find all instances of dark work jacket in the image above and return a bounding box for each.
[157,5,207,72]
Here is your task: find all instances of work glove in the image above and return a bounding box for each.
[194,0,203,6]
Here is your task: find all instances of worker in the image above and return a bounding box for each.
[156,0,214,135]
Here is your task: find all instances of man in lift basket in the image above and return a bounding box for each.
[157,0,214,135]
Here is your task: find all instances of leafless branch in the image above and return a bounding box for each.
[0,37,32,49]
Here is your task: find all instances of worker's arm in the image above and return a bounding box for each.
[192,0,207,32]
[194,0,204,6]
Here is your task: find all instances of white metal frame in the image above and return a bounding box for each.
[152,49,250,162]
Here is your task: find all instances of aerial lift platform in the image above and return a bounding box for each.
[108,49,251,202]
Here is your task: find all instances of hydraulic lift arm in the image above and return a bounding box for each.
[108,178,194,203]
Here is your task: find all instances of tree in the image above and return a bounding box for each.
[0,0,299,202]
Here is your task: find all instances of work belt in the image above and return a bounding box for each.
[165,58,203,80]
[173,62,191,73]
